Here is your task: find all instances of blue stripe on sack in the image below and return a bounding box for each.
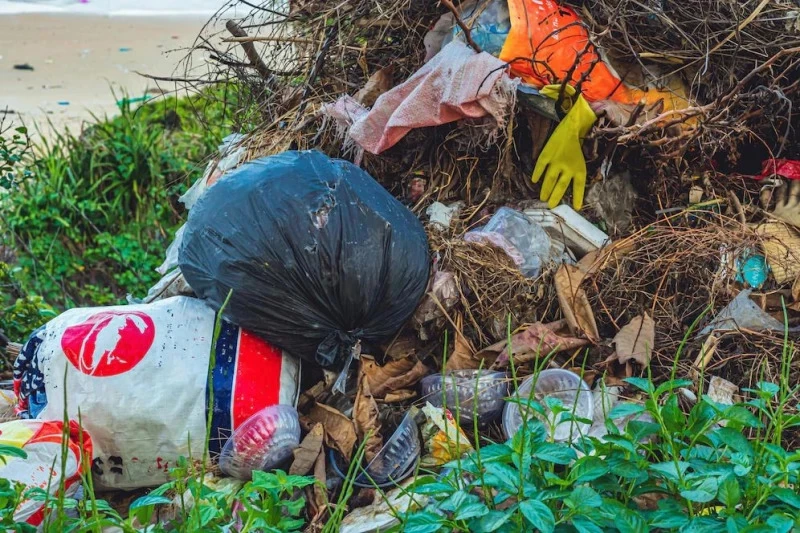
[207,320,238,456]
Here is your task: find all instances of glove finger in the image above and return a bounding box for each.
[540,167,560,201]
[775,179,788,208]
[572,168,587,211]
[532,156,548,184]
[548,172,572,209]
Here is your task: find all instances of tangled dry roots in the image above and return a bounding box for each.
[428,227,560,346]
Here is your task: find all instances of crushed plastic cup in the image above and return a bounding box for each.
[420,370,508,426]
[330,411,420,488]
[219,404,301,480]
[503,369,593,442]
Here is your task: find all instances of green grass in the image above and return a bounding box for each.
[0,85,253,344]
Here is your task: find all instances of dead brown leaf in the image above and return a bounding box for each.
[290,423,324,476]
[355,65,394,107]
[383,333,421,361]
[554,264,600,342]
[793,275,800,302]
[382,389,418,403]
[354,366,384,464]
[613,313,656,366]
[483,321,590,367]
[362,356,430,398]
[307,403,357,461]
[305,450,328,524]
[445,314,482,371]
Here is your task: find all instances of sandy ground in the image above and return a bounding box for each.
[1,14,210,138]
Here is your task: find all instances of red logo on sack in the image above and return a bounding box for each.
[61,311,155,376]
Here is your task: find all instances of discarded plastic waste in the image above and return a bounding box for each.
[699,289,787,336]
[13,296,300,490]
[330,411,420,488]
[503,369,593,441]
[419,403,474,466]
[465,207,550,277]
[0,419,89,526]
[180,150,430,369]
[420,370,508,426]
[735,254,769,289]
[426,201,462,231]
[524,204,610,257]
[219,404,301,480]
[339,479,429,533]
[441,0,510,56]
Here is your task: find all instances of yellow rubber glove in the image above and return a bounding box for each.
[532,84,597,210]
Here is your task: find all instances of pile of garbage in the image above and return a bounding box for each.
[2,0,800,529]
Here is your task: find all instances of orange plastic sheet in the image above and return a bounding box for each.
[499,0,686,110]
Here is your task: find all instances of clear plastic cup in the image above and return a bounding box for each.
[330,411,420,488]
[420,370,508,426]
[503,369,593,441]
[218,404,301,480]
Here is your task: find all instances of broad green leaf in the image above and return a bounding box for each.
[483,462,520,493]
[409,481,456,496]
[662,394,685,432]
[624,377,654,392]
[477,443,513,463]
[533,442,577,465]
[722,406,762,429]
[608,403,646,420]
[713,427,754,455]
[519,500,555,533]
[756,382,780,397]
[654,379,694,398]
[472,510,513,533]
[455,502,490,521]
[572,516,604,533]
[129,494,173,510]
[681,516,724,533]
[649,461,690,482]
[649,504,690,529]
[717,476,741,508]
[772,488,800,509]
[569,456,609,483]
[439,490,472,513]
[403,511,446,533]
[765,514,794,533]
[680,477,719,503]
[565,486,602,509]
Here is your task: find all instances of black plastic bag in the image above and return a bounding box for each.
[179,150,430,368]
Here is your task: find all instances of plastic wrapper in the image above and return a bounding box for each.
[419,402,473,467]
[179,151,430,368]
[0,419,90,526]
[465,207,551,277]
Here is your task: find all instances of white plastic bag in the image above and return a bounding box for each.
[14,296,300,489]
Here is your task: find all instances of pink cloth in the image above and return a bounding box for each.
[343,41,514,155]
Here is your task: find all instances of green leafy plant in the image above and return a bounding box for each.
[404,374,800,533]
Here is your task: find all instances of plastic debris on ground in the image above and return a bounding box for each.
[464,206,551,278]
[323,41,519,157]
[0,419,89,526]
[419,403,473,467]
[698,289,791,336]
[13,296,299,489]
[179,150,430,371]
[502,369,593,441]
[339,479,429,533]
